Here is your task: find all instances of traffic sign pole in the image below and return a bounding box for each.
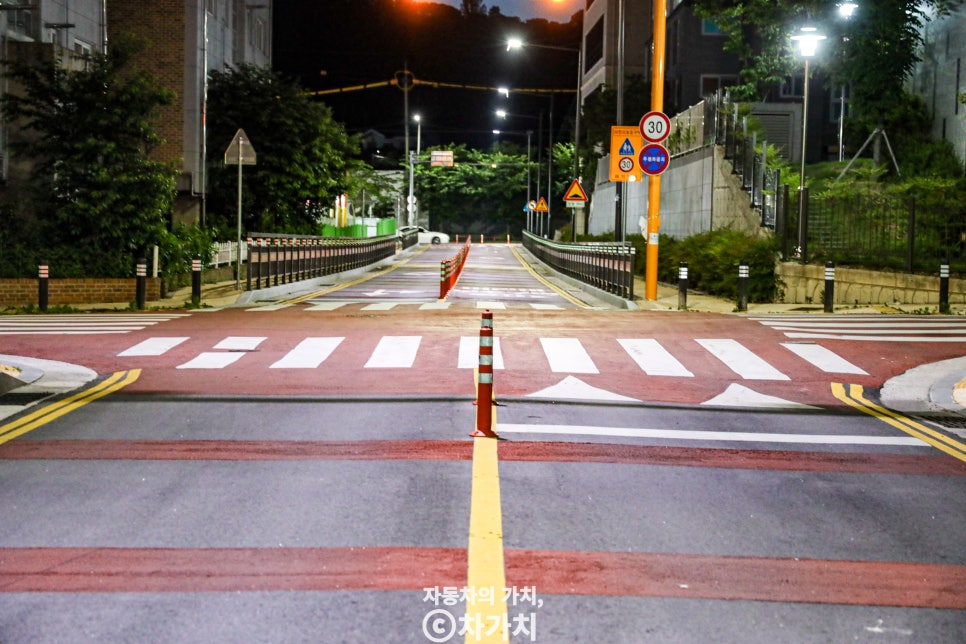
[645,0,668,302]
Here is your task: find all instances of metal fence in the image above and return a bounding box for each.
[245,232,399,291]
[780,190,966,273]
[706,93,965,274]
[523,230,635,300]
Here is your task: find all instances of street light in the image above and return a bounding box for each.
[836,2,858,162]
[497,110,540,234]
[791,24,826,263]
[413,114,422,156]
[506,36,583,184]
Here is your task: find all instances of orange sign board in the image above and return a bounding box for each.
[562,179,588,202]
[534,197,549,212]
[608,126,642,183]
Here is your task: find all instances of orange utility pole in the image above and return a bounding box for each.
[645,0,668,300]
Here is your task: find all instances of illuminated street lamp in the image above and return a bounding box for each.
[506,37,583,182]
[791,24,826,263]
[836,2,858,162]
[413,114,422,156]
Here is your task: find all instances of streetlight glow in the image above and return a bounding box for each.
[506,37,523,51]
[791,24,826,264]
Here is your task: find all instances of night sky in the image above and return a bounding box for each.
[272,0,582,154]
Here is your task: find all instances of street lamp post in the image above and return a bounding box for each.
[791,25,826,264]
[414,114,422,156]
[836,2,858,162]
[507,36,584,228]
[497,109,541,233]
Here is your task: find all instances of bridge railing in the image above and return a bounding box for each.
[522,230,636,300]
[245,232,398,291]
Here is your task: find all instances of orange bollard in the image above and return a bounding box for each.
[471,310,498,438]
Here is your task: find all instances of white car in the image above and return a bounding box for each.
[400,226,449,245]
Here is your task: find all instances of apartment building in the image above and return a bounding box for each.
[0,0,272,223]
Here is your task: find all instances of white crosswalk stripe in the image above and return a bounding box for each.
[118,337,189,357]
[697,339,790,380]
[618,338,694,377]
[780,342,868,375]
[269,337,344,369]
[753,315,966,341]
[0,313,189,335]
[364,336,421,368]
[119,334,868,380]
[541,338,599,374]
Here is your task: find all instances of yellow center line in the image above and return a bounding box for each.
[280,246,429,305]
[831,382,966,463]
[508,245,589,308]
[466,375,507,642]
[0,370,141,446]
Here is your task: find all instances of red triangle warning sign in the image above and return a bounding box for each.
[535,197,549,212]
[562,179,588,202]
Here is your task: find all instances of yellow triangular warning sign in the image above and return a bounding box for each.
[563,179,588,202]
[535,197,549,212]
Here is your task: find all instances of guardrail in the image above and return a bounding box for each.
[245,232,399,291]
[522,230,636,300]
[440,238,471,298]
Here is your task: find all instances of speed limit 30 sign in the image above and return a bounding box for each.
[639,111,671,144]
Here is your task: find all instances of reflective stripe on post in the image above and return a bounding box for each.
[136,258,147,310]
[192,255,202,306]
[738,261,749,312]
[38,260,49,312]
[824,261,835,313]
[939,262,950,314]
[677,261,688,311]
[471,309,498,438]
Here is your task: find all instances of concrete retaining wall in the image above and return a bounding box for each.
[777,263,965,307]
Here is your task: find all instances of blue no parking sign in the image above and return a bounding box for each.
[638,143,670,176]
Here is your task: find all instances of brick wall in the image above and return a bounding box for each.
[0,278,162,308]
[106,0,187,168]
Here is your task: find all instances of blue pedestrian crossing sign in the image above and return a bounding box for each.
[618,138,636,156]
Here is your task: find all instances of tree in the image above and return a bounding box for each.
[205,65,360,236]
[692,1,956,124]
[1,36,178,277]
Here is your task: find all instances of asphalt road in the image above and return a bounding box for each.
[1,243,964,642]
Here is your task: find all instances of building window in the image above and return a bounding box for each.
[780,74,806,98]
[585,16,604,72]
[702,20,725,36]
[701,75,738,97]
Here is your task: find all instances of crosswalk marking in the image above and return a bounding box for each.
[529,303,563,310]
[618,338,694,377]
[753,315,966,342]
[247,304,293,311]
[459,336,505,369]
[364,336,421,368]
[118,334,868,381]
[697,339,790,380]
[214,337,266,351]
[118,337,189,357]
[541,338,599,374]
[0,313,189,335]
[476,301,507,310]
[305,302,347,311]
[177,336,267,369]
[420,302,452,310]
[269,337,344,369]
[781,342,868,375]
[361,302,399,311]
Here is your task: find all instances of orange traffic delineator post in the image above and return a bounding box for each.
[471,309,499,438]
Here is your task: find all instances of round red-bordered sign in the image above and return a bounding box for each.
[638,143,670,176]
[639,111,671,144]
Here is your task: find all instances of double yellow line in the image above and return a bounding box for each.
[832,382,966,463]
[0,369,141,446]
